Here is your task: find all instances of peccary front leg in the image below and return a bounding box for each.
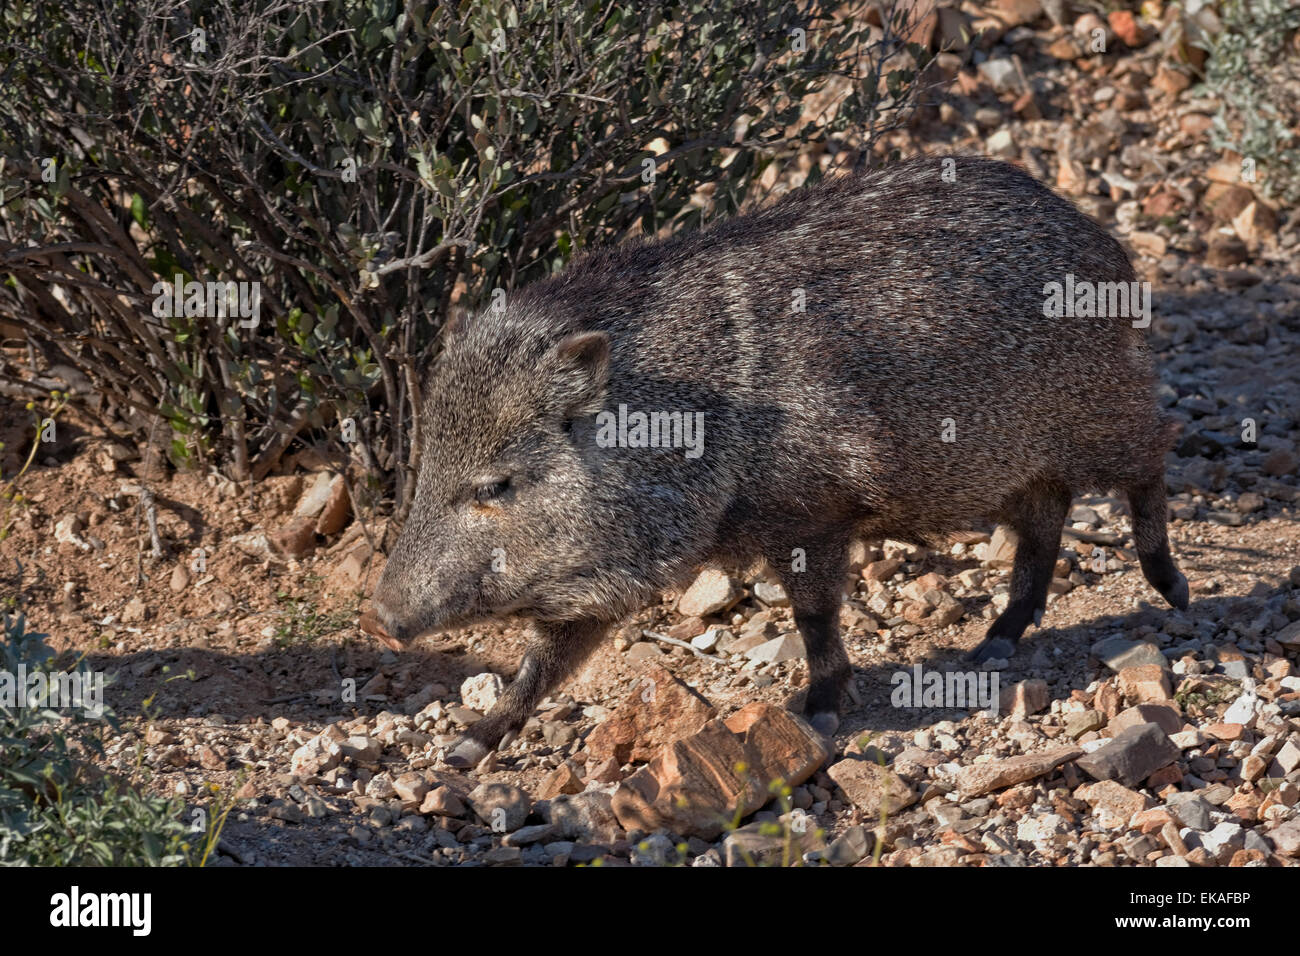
[967,480,1071,664]
[769,541,851,737]
[445,618,608,768]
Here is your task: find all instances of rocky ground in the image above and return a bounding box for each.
[2,0,1298,866]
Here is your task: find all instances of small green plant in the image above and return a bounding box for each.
[1192,0,1300,203]
[272,591,357,647]
[0,612,197,866]
[718,762,832,868]
[192,776,245,868]
[0,391,68,543]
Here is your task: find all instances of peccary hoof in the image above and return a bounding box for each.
[807,711,840,736]
[965,635,1017,665]
[1163,573,1190,612]
[444,736,490,770]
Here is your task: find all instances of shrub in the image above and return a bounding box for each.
[0,0,930,519]
[0,612,195,866]
[1191,0,1300,203]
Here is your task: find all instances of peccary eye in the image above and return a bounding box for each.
[474,478,510,504]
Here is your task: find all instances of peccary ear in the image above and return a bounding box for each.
[548,330,610,417]
[440,303,471,342]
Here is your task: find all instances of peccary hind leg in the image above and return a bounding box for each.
[445,618,607,768]
[1127,479,1189,610]
[770,541,851,737]
[967,480,1071,664]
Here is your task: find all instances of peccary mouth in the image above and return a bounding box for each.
[361,586,506,648]
[358,609,405,650]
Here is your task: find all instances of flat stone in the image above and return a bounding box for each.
[744,633,806,664]
[862,557,903,582]
[1117,665,1172,703]
[467,782,531,833]
[1271,738,1300,776]
[1201,822,1245,864]
[1076,723,1179,787]
[1108,703,1182,737]
[1267,819,1300,857]
[951,747,1082,798]
[392,772,430,804]
[502,823,557,847]
[1078,779,1150,829]
[1065,710,1105,739]
[1203,722,1245,741]
[752,580,789,607]
[826,758,919,816]
[1274,620,1300,650]
[1000,679,1049,718]
[677,568,741,618]
[1092,637,1167,672]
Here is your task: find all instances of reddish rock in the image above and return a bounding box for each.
[269,516,317,558]
[862,557,903,582]
[1146,764,1184,789]
[1162,821,1189,857]
[419,785,465,817]
[314,474,351,535]
[612,719,767,839]
[666,617,707,641]
[1107,9,1145,47]
[610,703,830,839]
[393,771,430,804]
[1141,189,1184,218]
[723,702,832,787]
[1077,779,1150,829]
[1117,665,1171,703]
[1132,807,1175,834]
[1094,681,1122,719]
[1204,722,1245,741]
[1152,65,1191,97]
[584,663,716,764]
[537,762,586,799]
[994,0,1042,28]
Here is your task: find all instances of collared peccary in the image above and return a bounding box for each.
[365,155,1187,768]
